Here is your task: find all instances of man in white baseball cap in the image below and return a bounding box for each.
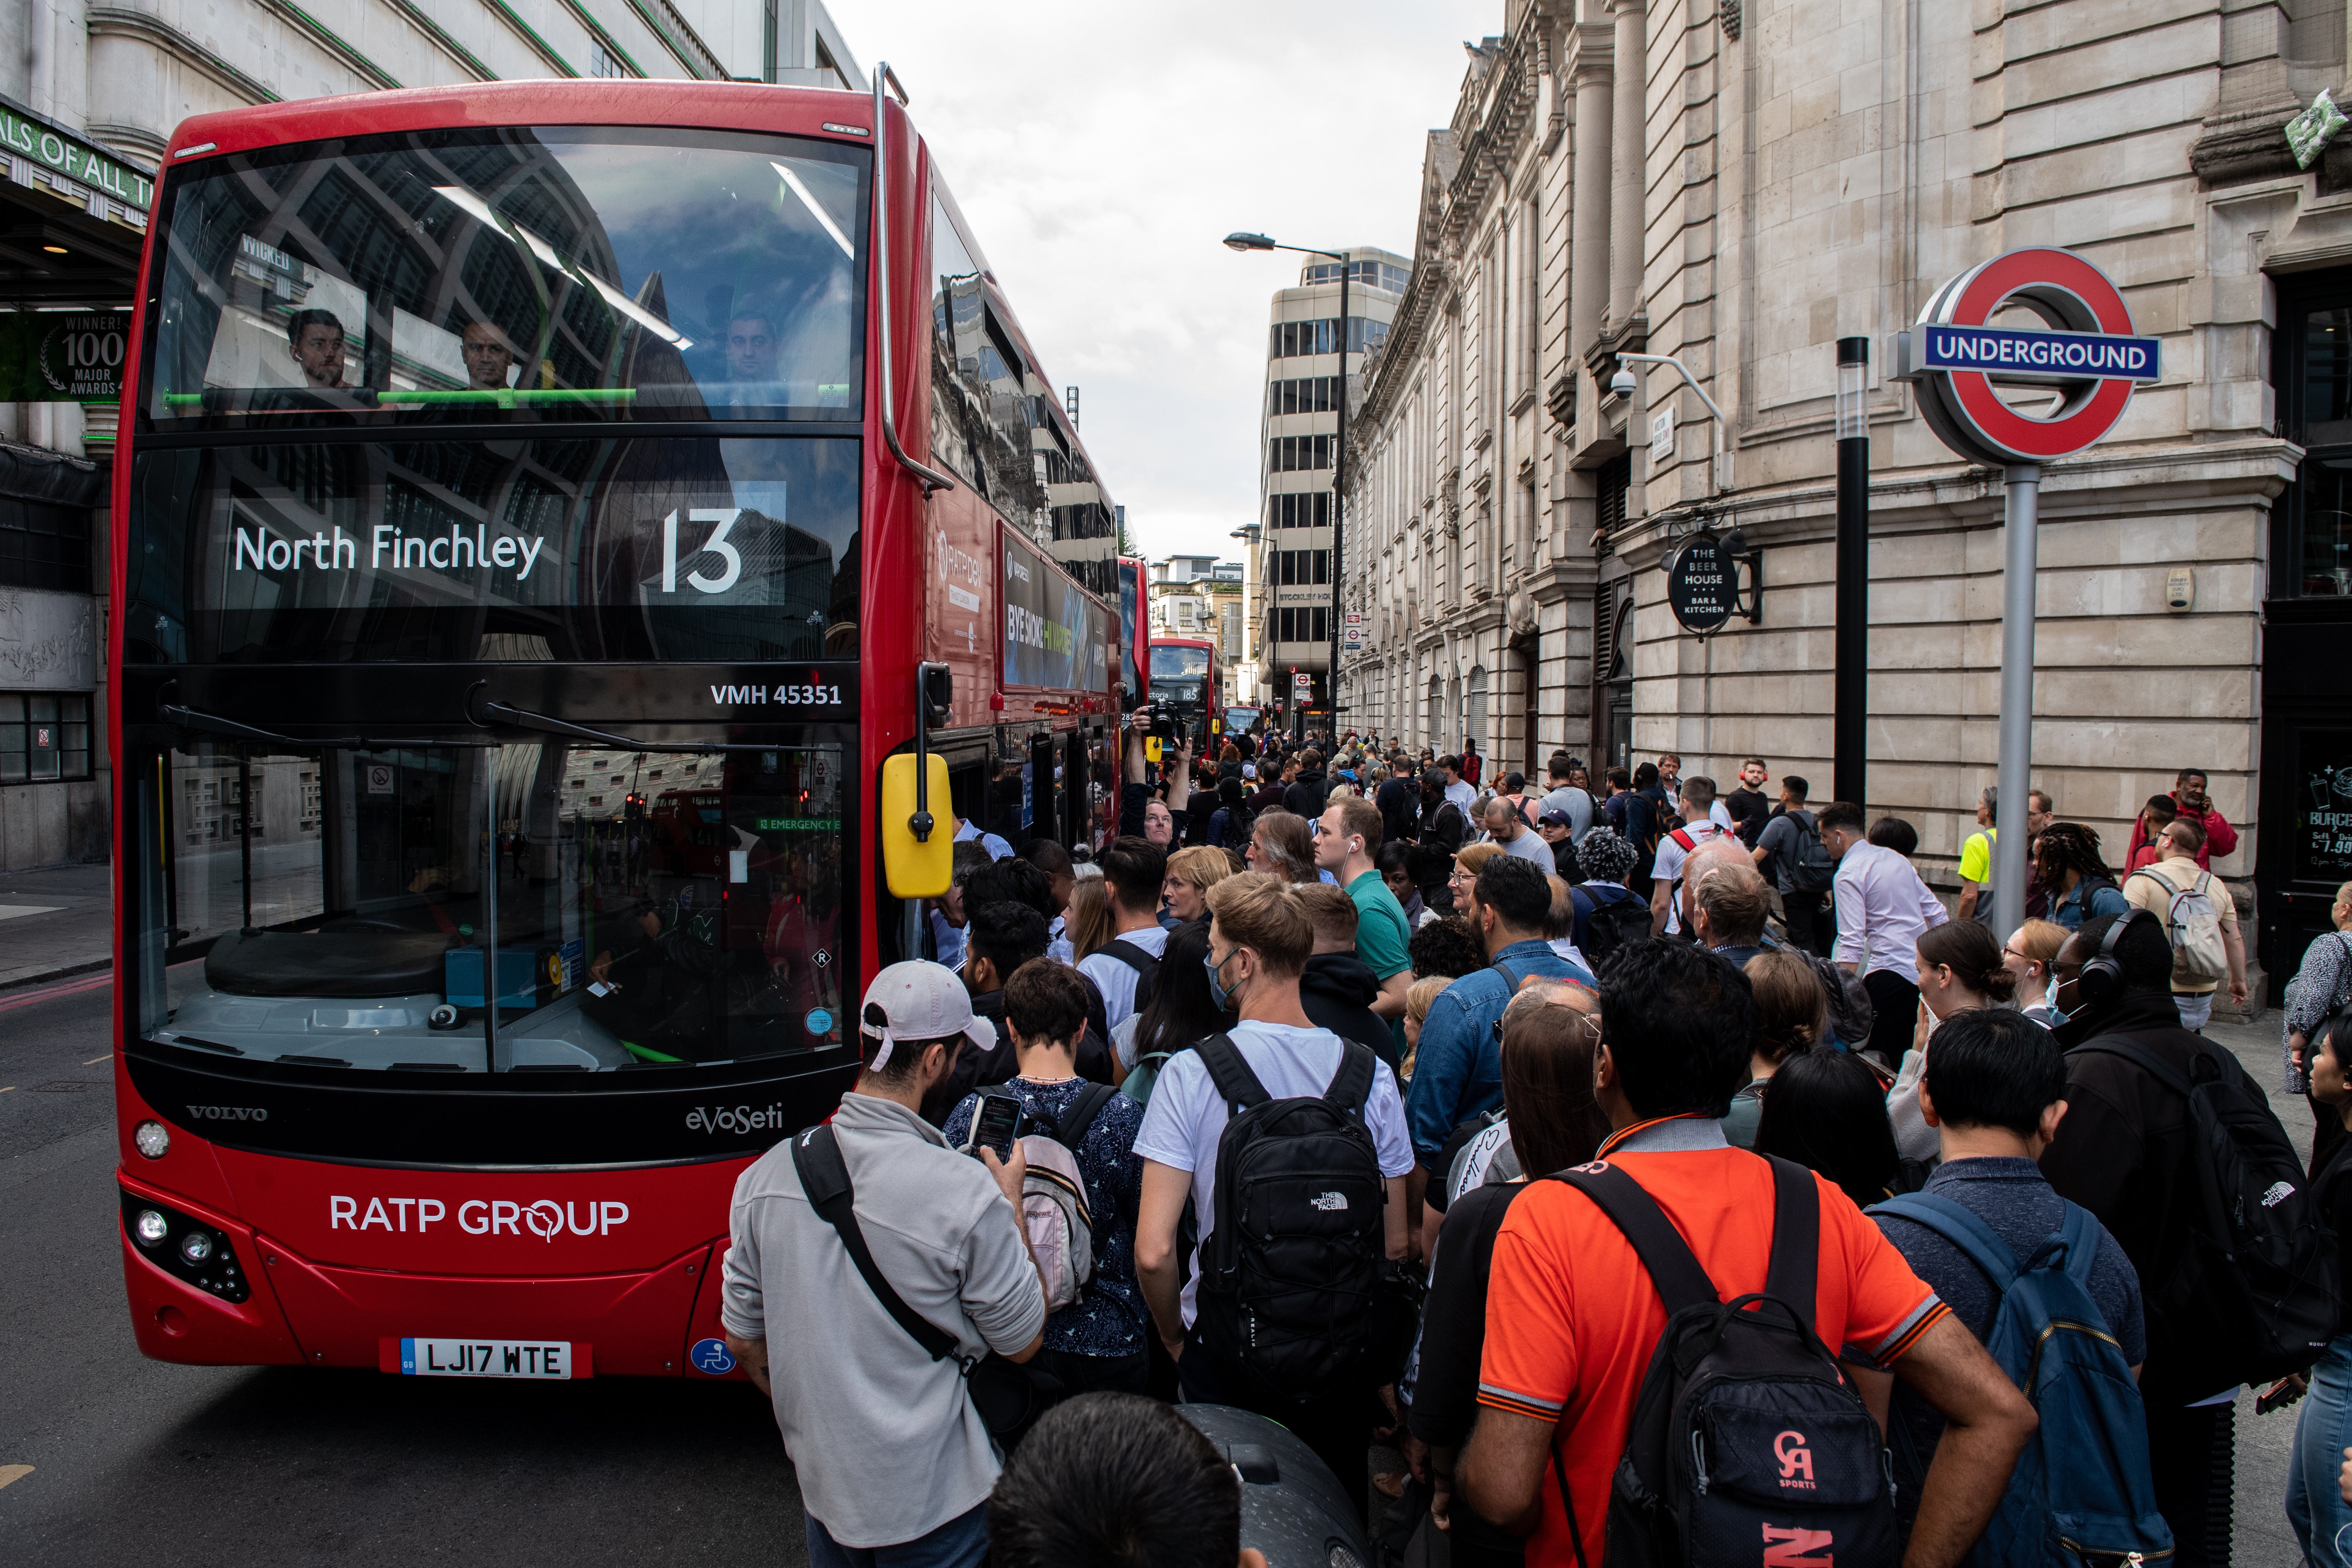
[721,961,1046,1568]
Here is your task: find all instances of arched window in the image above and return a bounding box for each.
[1465,665,1489,759]
[1426,672,1445,749]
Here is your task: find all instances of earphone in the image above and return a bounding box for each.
[2072,908,2155,1010]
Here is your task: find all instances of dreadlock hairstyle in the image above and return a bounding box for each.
[2032,821,2112,888]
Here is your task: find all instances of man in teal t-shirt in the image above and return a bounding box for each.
[1318,797,1413,1054]
[1957,786,1996,926]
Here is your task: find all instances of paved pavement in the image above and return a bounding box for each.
[2208,1013,2312,1568]
[0,862,113,989]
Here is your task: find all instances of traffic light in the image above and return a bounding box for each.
[623,793,645,822]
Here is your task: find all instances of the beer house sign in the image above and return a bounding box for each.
[1666,533,1736,635]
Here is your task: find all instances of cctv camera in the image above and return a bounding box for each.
[1609,369,1636,397]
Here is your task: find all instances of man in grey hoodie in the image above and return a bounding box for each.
[722,962,1047,1568]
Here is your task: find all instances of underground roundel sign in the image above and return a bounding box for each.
[1895,247,2158,467]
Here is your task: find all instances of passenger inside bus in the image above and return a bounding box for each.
[287,308,348,389]
[460,319,520,390]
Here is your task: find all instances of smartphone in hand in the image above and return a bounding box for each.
[967,1091,1025,1162]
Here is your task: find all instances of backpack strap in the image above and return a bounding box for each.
[790,1125,966,1367]
[1102,939,1162,978]
[1491,959,1522,994]
[2056,1201,2104,1292]
[1868,1191,2023,1293]
[1321,1040,1378,1116]
[1761,1154,1823,1337]
[1192,1031,1272,1113]
[1550,1163,1720,1316]
[1055,1081,1118,1150]
[2071,1035,2203,1097]
[1669,827,1696,852]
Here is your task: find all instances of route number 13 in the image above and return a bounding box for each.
[659,508,743,594]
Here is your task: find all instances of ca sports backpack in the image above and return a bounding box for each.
[1784,811,1837,892]
[1192,1032,1388,1402]
[2127,865,2230,987]
[963,1084,1119,1313]
[1100,938,1161,1015]
[2075,1034,2338,1401]
[1548,1155,1898,1568]
[1582,884,1653,962]
[1869,1193,2172,1566]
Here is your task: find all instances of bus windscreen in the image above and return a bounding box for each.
[122,435,860,664]
[143,127,867,427]
[1149,644,1212,680]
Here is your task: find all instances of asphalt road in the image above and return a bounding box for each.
[0,967,812,1568]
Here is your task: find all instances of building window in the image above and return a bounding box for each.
[1273,376,1339,415]
[589,43,627,78]
[0,497,93,593]
[1595,455,1631,548]
[1269,318,1390,358]
[1275,550,1330,586]
[2279,286,2352,597]
[1269,492,1334,531]
[1274,607,1329,644]
[1268,435,1334,472]
[0,692,93,783]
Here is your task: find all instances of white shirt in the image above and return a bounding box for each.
[1046,914,1073,967]
[1076,923,1170,1032]
[954,819,1012,861]
[1710,800,1736,832]
[1647,820,1731,936]
[1445,779,1477,816]
[1832,840,1950,978]
[1540,785,1594,840]
[1131,1019,1416,1323]
[1492,828,1555,868]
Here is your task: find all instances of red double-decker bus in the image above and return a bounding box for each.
[108,70,1122,1379]
[1148,636,1224,751]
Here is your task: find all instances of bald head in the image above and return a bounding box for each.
[1680,836,1754,934]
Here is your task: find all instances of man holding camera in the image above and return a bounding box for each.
[721,963,1046,1568]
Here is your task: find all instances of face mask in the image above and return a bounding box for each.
[1205,947,1242,1013]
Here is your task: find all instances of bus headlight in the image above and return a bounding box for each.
[180,1231,215,1264]
[135,1209,169,1246]
[134,1120,170,1159]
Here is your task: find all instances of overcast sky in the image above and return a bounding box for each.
[841,0,1501,565]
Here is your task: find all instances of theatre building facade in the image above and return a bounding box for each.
[1339,0,2352,1003]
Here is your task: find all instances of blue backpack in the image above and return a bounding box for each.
[1868,1193,2172,1567]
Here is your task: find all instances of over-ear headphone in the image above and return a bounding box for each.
[2074,908,2154,1010]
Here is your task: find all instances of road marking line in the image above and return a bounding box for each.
[0,1086,13,1093]
[84,1054,110,1064]
[0,1464,31,1489]
[0,973,114,1015]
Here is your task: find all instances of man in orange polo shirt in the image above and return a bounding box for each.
[1459,943,2035,1568]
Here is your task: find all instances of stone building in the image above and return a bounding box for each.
[0,0,861,870]
[1345,0,2352,991]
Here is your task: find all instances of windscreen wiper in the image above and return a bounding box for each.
[464,682,783,753]
[159,699,471,751]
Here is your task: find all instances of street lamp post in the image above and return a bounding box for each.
[1226,232,1348,738]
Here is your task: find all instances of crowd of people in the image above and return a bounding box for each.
[714,723,2352,1568]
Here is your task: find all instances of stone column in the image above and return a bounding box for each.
[1568,28,1613,357]
[1607,0,1647,330]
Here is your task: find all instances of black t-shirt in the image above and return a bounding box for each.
[1724,786,1770,847]
[1409,1181,1530,1450]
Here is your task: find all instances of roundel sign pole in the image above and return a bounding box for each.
[1895,247,2157,937]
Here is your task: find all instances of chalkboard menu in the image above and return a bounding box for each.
[2296,729,2352,884]
[1666,534,1735,635]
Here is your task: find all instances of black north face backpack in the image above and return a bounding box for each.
[1549,1155,1900,1568]
[1192,1032,1388,1403]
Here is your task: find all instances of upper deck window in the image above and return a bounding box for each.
[1150,644,1211,680]
[144,128,867,428]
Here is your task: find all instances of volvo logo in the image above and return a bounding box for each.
[187,1104,269,1122]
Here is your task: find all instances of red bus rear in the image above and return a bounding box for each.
[1148,637,1222,752]
[108,73,1119,1378]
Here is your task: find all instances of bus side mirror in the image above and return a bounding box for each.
[920,665,953,726]
[881,752,953,898]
